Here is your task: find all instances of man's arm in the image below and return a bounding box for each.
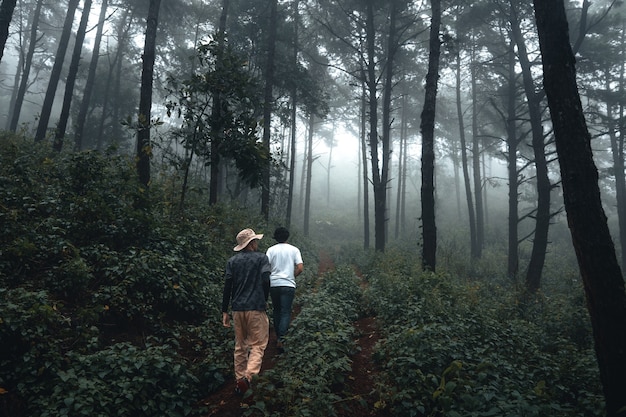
[295,263,304,277]
[262,271,270,301]
[222,278,232,313]
[222,277,232,327]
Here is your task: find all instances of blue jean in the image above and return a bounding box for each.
[270,286,295,341]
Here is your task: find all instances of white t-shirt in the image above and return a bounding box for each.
[266,243,303,288]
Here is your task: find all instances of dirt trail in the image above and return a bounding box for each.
[199,250,382,417]
[335,315,382,417]
[198,328,281,416]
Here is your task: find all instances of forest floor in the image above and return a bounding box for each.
[198,251,383,417]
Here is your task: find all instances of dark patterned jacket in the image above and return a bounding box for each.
[221,251,271,312]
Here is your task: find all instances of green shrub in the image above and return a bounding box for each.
[250,267,362,417]
[0,288,72,404]
[363,252,605,417]
[37,343,199,417]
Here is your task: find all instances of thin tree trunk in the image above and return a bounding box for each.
[303,113,314,237]
[470,43,484,257]
[106,10,132,147]
[606,64,626,268]
[34,0,79,142]
[450,119,462,221]
[506,40,520,280]
[286,0,299,228]
[365,0,385,252]
[456,51,477,257]
[96,8,132,149]
[261,0,278,220]
[53,0,93,151]
[483,152,489,227]
[326,126,334,206]
[360,69,370,249]
[299,128,307,213]
[614,23,626,268]
[209,0,230,205]
[510,1,551,294]
[395,93,406,240]
[74,0,108,151]
[380,0,397,248]
[400,115,408,235]
[533,2,626,415]
[9,0,42,132]
[420,0,441,271]
[5,2,24,130]
[0,0,17,63]
[136,0,161,187]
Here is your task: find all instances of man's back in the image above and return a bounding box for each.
[267,243,303,287]
[226,251,270,311]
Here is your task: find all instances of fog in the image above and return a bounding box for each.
[0,0,622,261]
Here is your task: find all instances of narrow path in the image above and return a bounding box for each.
[335,315,382,417]
[198,329,281,417]
[199,250,383,417]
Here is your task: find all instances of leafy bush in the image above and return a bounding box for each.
[363,252,605,417]
[37,343,199,417]
[0,288,73,409]
[0,139,243,415]
[249,267,363,417]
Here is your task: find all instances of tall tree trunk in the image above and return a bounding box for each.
[510,1,551,294]
[34,0,79,142]
[286,0,299,229]
[326,126,334,205]
[107,9,133,147]
[208,0,230,205]
[261,0,278,220]
[506,40,520,281]
[74,0,108,151]
[9,0,42,132]
[365,0,385,252]
[395,93,406,240]
[303,113,314,237]
[456,51,477,257]
[420,0,441,271]
[0,0,17,64]
[299,130,307,213]
[379,0,397,248]
[360,69,370,249]
[53,0,93,151]
[400,114,408,236]
[533,2,626,415]
[450,117,462,221]
[470,43,484,257]
[136,0,161,187]
[608,23,626,269]
[5,3,24,130]
[619,24,626,268]
[606,64,626,268]
[97,9,132,149]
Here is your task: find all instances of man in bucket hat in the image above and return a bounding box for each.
[221,228,271,395]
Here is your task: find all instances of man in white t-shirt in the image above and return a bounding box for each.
[266,227,304,352]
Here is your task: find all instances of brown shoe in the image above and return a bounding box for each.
[234,378,250,395]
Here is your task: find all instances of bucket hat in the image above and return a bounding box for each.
[234,228,263,251]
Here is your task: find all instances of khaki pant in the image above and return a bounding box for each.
[233,310,269,381]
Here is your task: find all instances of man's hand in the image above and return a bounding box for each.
[222,312,231,328]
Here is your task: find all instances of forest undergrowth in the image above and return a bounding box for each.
[0,139,605,416]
